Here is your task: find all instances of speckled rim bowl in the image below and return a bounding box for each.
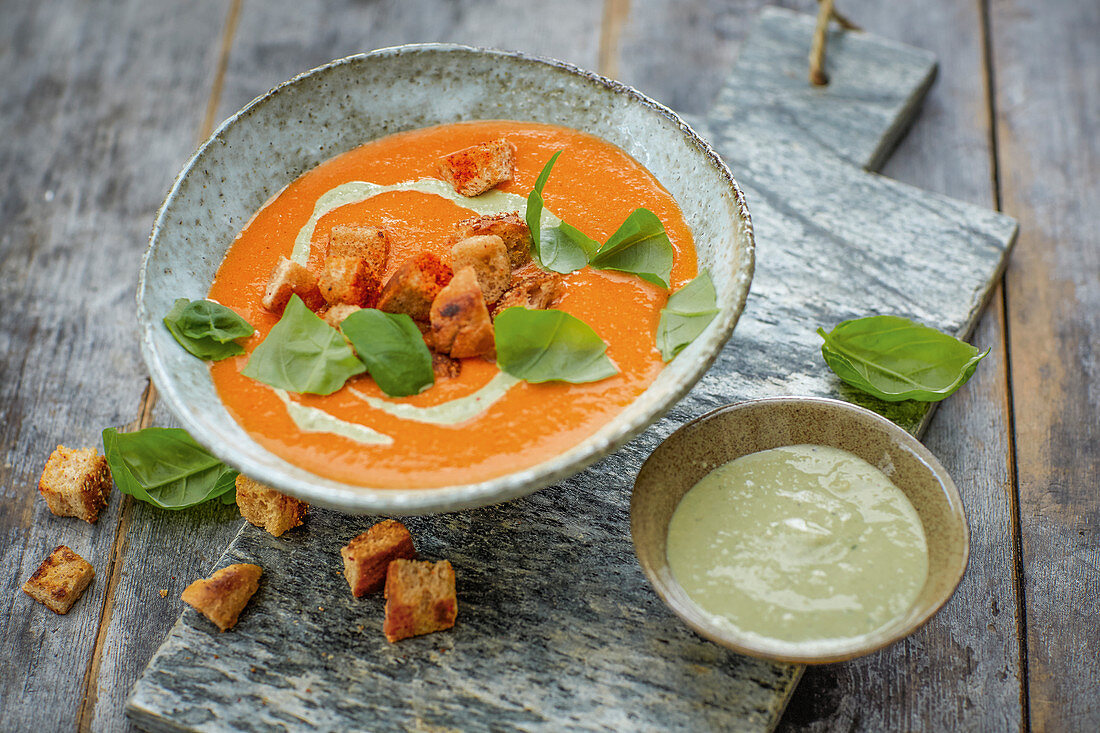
[136,44,754,515]
[631,396,969,664]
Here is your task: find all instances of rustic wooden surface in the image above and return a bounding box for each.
[0,0,1096,730]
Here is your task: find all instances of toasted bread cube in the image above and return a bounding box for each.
[235,475,308,537]
[181,563,262,631]
[340,519,417,598]
[378,252,453,322]
[437,138,515,197]
[262,256,325,313]
[447,234,511,305]
[38,445,112,524]
[383,559,457,643]
[431,350,462,380]
[322,303,362,328]
[451,212,532,268]
[22,545,95,614]
[490,269,565,318]
[319,255,379,308]
[327,225,390,282]
[429,267,496,360]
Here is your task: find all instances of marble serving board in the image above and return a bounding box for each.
[127,8,1017,732]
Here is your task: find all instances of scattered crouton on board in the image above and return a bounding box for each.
[235,475,308,537]
[341,519,417,597]
[181,563,263,632]
[437,138,516,197]
[22,545,95,614]
[38,445,112,524]
[383,559,457,643]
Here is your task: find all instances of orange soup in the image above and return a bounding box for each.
[209,121,697,487]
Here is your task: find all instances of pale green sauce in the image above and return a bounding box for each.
[667,445,928,645]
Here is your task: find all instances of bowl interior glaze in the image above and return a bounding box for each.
[137,45,754,514]
[630,397,969,664]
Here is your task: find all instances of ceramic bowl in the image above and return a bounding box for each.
[137,45,754,514]
[631,396,969,664]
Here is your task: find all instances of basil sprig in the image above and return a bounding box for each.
[241,295,366,395]
[526,152,673,287]
[817,315,989,402]
[494,307,617,384]
[340,309,434,397]
[102,427,238,510]
[164,298,254,361]
[656,270,719,361]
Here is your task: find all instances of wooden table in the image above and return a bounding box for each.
[1,1,1096,730]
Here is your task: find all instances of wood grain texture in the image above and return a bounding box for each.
[990,0,1100,728]
[126,10,1014,732]
[0,0,226,728]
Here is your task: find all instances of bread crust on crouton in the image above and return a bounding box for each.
[22,545,95,615]
[383,559,457,642]
[447,234,511,305]
[437,138,516,197]
[451,212,532,268]
[181,563,262,631]
[490,269,565,318]
[327,225,390,281]
[322,303,362,328]
[262,256,325,313]
[377,252,453,322]
[38,445,112,524]
[429,267,496,360]
[235,475,308,537]
[319,255,379,308]
[341,519,417,597]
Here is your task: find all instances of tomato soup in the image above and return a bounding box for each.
[209,121,697,487]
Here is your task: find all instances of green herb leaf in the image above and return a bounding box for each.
[164,298,249,361]
[590,207,674,288]
[656,270,720,361]
[102,427,238,510]
[241,294,366,395]
[526,151,593,274]
[339,308,434,397]
[817,315,989,402]
[494,307,618,384]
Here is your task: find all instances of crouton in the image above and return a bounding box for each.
[431,350,462,380]
[38,445,112,524]
[383,559,457,642]
[429,266,496,359]
[262,256,325,313]
[447,234,511,305]
[377,252,453,322]
[451,212,532,268]
[22,545,95,615]
[322,303,362,328]
[181,563,262,632]
[327,225,390,281]
[235,474,308,537]
[437,138,516,197]
[340,519,417,598]
[319,255,379,308]
[490,269,565,318]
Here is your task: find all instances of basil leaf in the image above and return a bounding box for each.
[175,299,253,342]
[494,307,618,384]
[526,151,592,274]
[590,208,674,288]
[241,294,366,395]
[164,298,246,361]
[102,427,238,510]
[817,315,990,402]
[656,270,720,361]
[339,308,434,397]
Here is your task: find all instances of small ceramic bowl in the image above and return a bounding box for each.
[137,45,754,514]
[631,396,969,664]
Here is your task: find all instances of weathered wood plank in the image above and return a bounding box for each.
[0,0,228,729]
[620,1,1023,729]
[990,0,1100,728]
